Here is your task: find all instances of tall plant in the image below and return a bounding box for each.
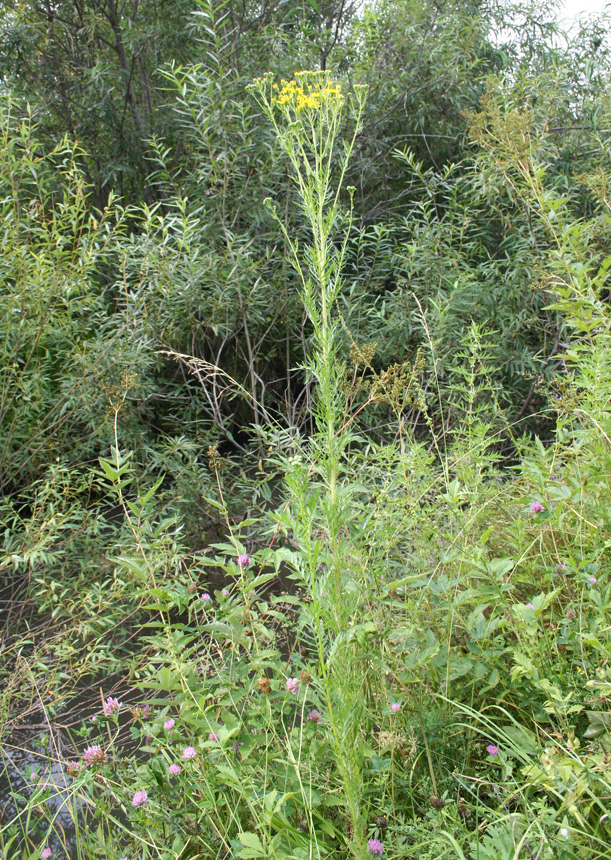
[249,71,365,614]
[249,72,371,858]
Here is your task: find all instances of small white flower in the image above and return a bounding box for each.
[560,828,569,839]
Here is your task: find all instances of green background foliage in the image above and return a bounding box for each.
[2,1,611,858]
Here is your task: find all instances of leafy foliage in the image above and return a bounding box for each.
[3,2,611,859]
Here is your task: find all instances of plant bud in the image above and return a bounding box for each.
[258,677,271,695]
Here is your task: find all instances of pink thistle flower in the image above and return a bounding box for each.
[201,593,212,602]
[41,849,52,859]
[391,702,401,712]
[307,709,322,724]
[103,696,122,716]
[368,839,384,858]
[286,677,299,694]
[486,744,499,756]
[208,732,219,741]
[530,501,544,513]
[182,746,196,759]
[169,764,181,776]
[237,554,251,568]
[82,745,107,766]
[131,790,148,808]
[164,719,175,730]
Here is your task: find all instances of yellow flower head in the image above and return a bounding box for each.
[272,71,344,112]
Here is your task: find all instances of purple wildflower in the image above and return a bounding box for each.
[65,761,82,777]
[368,839,384,858]
[169,764,181,776]
[526,602,535,610]
[391,703,401,713]
[530,501,544,513]
[103,696,122,716]
[307,709,323,724]
[164,719,175,730]
[237,554,251,568]
[486,744,499,756]
[82,745,107,766]
[208,732,219,742]
[566,608,577,620]
[589,576,597,584]
[222,588,229,596]
[131,790,148,808]
[41,849,52,859]
[182,746,196,759]
[232,740,244,753]
[286,677,299,694]
[201,593,211,602]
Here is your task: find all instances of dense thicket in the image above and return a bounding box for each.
[3,2,611,859]
[2,0,609,500]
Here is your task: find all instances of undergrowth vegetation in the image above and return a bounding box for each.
[2,1,611,859]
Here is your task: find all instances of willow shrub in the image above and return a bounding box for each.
[0,102,122,495]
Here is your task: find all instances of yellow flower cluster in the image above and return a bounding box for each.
[272,72,344,112]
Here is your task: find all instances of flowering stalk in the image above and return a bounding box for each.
[250,70,368,860]
[249,71,366,617]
